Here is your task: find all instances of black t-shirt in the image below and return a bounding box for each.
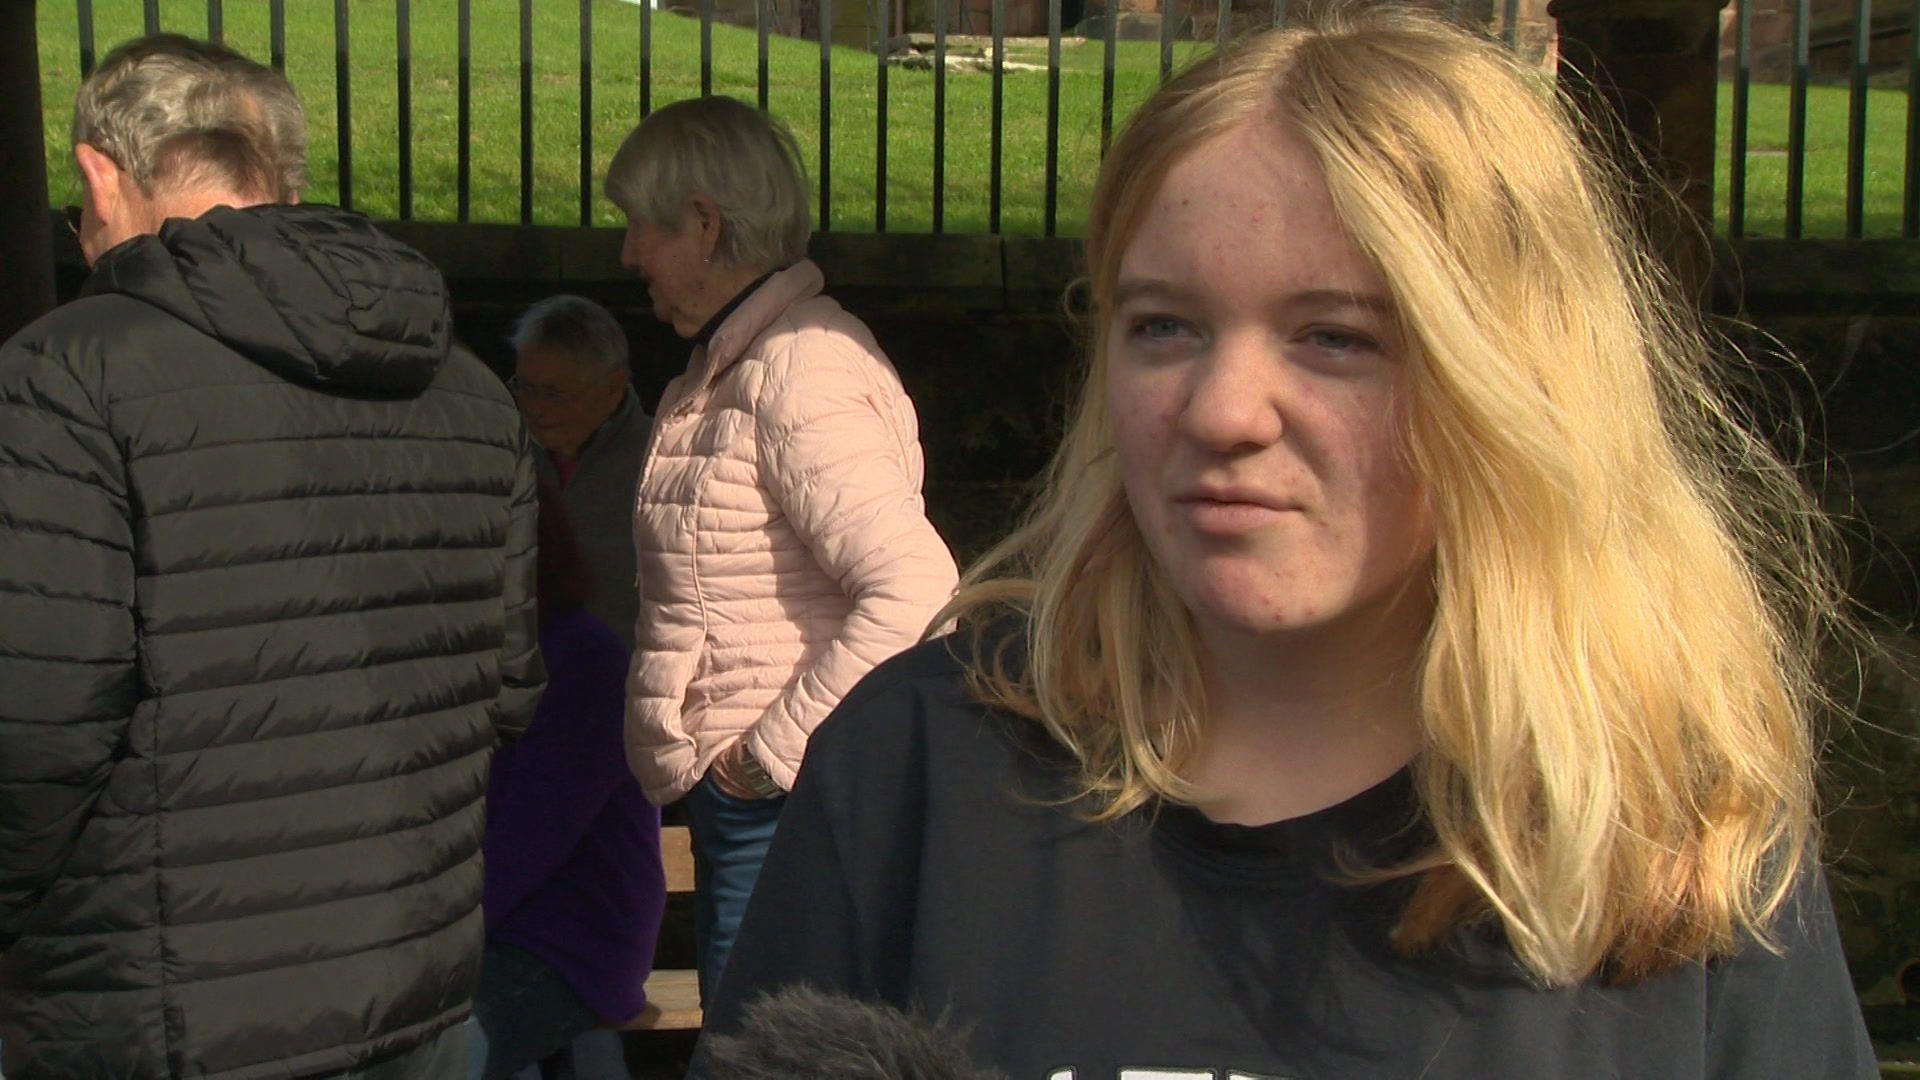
[702,635,1878,1079]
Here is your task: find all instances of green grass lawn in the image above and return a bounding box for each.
[35,2,1917,237]
[36,0,1207,235]
[1715,79,1914,238]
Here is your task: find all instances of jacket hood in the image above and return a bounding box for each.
[82,204,451,395]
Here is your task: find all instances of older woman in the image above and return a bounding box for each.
[604,95,959,1003]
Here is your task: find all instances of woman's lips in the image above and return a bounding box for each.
[1177,496,1296,537]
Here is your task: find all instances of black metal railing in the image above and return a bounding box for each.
[50,0,1919,239]
[1722,0,1917,240]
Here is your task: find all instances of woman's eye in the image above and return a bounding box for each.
[1303,327,1378,354]
[1128,315,1194,341]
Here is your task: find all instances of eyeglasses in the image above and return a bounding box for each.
[63,204,83,239]
[508,374,608,406]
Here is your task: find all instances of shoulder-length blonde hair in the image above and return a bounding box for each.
[941,2,1847,987]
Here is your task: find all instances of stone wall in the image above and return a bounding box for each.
[1721,0,1915,83]
[1713,249,1920,1042]
[421,224,1920,1044]
[685,0,1560,62]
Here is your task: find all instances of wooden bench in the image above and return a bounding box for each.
[620,824,703,1031]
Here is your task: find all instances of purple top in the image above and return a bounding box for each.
[483,607,665,1024]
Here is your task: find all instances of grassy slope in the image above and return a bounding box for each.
[1716,79,1914,238]
[36,2,1915,236]
[37,0,1205,235]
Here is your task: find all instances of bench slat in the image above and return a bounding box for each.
[623,968,703,1031]
[622,825,702,1031]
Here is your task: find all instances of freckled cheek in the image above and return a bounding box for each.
[1353,459,1433,558]
[1109,411,1175,501]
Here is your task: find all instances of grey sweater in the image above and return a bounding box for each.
[538,390,653,648]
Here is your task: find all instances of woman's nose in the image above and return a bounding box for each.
[1177,333,1285,453]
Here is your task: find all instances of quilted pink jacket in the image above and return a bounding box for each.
[624,260,959,804]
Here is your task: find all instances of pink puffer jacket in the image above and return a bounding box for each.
[625,260,959,804]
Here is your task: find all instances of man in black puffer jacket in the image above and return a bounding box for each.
[0,35,543,1079]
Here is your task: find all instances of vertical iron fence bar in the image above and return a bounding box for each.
[458,0,471,221]
[1101,0,1116,155]
[399,0,413,220]
[1907,0,1920,237]
[1786,0,1809,237]
[1503,0,1519,45]
[78,0,95,77]
[581,0,594,228]
[520,0,534,225]
[1273,0,1286,28]
[270,0,285,72]
[1730,0,1750,238]
[207,0,222,42]
[1160,0,1174,81]
[934,0,947,232]
[758,0,771,110]
[641,0,653,117]
[820,0,833,231]
[877,0,890,232]
[145,0,160,35]
[1845,0,1871,237]
[701,0,714,97]
[990,0,1004,232]
[336,0,353,209]
[1045,0,1060,235]
[1216,0,1230,52]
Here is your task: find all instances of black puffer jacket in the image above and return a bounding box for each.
[0,205,544,1079]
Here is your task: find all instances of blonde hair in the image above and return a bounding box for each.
[604,96,812,272]
[73,33,307,200]
[942,3,1846,987]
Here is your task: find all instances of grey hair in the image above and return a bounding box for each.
[698,987,1002,1080]
[603,96,811,271]
[511,295,631,376]
[72,33,308,199]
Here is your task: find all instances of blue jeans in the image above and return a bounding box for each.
[466,943,601,1080]
[682,772,786,1004]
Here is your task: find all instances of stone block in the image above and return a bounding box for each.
[379,221,563,284]
[1075,11,1166,39]
[1002,235,1082,314]
[810,231,1005,312]
[556,227,629,284]
[1718,240,1920,316]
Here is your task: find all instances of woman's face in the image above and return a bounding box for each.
[620,208,712,339]
[1105,118,1435,655]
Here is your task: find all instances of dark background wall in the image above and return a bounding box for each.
[50,223,1920,1046]
[403,227,1920,1044]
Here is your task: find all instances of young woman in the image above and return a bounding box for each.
[701,6,1876,1078]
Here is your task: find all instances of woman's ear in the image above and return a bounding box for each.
[689,192,722,262]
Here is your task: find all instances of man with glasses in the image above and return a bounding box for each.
[0,34,542,1079]
[511,295,653,648]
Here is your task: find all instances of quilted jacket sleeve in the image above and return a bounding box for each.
[492,429,546,743]
[745,336,959,789]
[0,331,139,947]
